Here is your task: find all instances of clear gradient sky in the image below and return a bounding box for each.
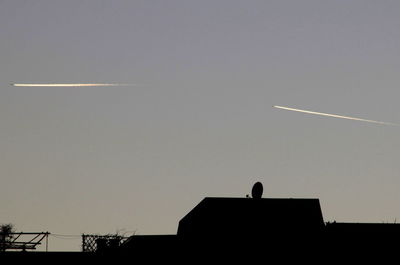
[1,1,400,251]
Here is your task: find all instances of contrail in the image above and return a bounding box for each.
[274,105,398,126]
[12,83,134,87]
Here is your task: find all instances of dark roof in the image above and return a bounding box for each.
[120,235,178,255]
[326,222,400,236]
[178,197,324,240]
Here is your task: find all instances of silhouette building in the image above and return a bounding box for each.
[120,182,400,260]
[3,182,400,262]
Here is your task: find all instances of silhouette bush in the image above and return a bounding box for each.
[0,223,15,251]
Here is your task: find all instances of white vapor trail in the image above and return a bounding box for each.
[274,105,398,126]
[12,83,133,87]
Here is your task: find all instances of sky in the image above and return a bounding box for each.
[1,0,400,251]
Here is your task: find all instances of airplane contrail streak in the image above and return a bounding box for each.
[12,83,134,87]
[274,105,398,126]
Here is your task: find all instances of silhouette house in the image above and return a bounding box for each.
[178,197,324,241]
[121,182,400,260]
[4,182,400,261]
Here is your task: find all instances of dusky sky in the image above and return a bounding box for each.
[1,1,400,250]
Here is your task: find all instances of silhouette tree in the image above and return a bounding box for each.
[0,223,15,252]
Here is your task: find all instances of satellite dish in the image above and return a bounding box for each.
[251,182,263,199]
